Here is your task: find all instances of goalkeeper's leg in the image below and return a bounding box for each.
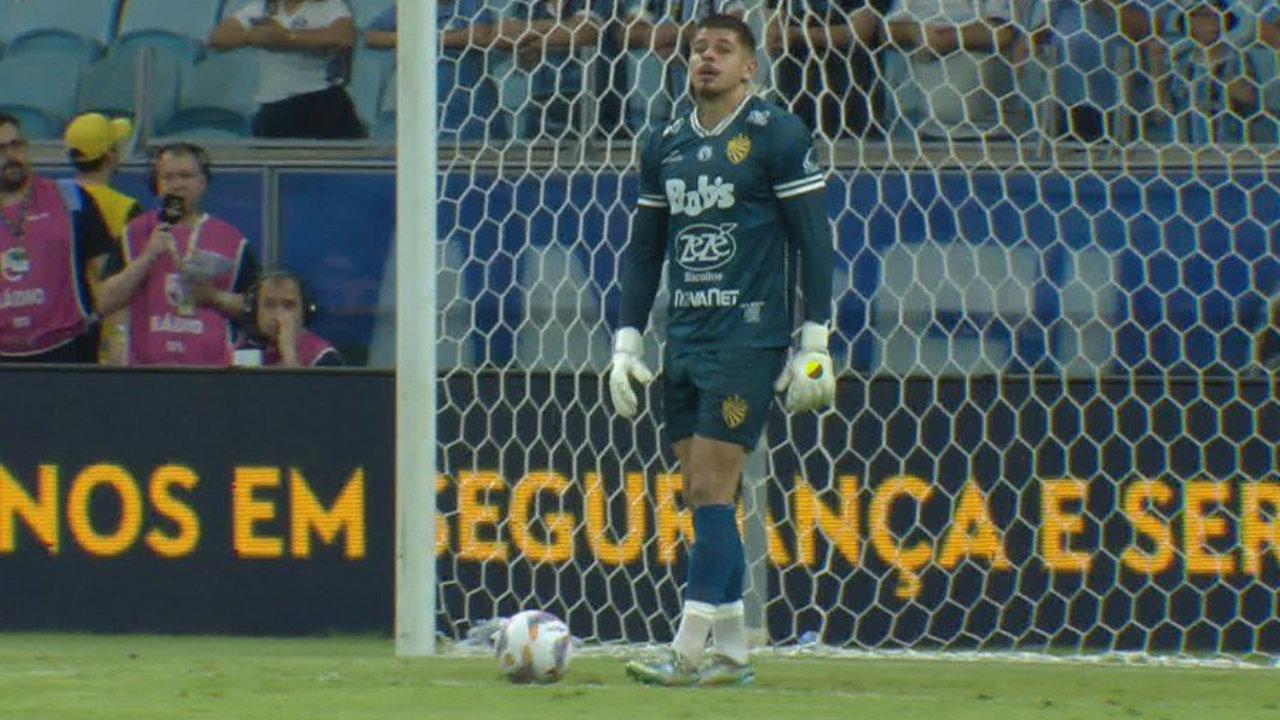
[626,348,781,687]
[626,435,749,686]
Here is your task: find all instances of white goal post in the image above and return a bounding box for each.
[396,0,1280,663]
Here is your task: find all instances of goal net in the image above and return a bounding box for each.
[424,0,1280,661]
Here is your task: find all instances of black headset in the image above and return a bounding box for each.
[148,142,212,195]
[246,270,320,334]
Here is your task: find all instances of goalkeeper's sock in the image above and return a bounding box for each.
[712,600,749,665]
[675,505,738,664]
[685,505,737,604]
[672,600,716,665]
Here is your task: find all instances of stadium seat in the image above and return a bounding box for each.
[77,51,183,139]
[0,54,83,138]
[117,0,224,65]
[6,0,117,62]
[514,244,610,372]
[162,49,261,139]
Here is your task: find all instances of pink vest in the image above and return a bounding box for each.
[0,178,93,356]
[264,330,338,367]
[124,211,247,367]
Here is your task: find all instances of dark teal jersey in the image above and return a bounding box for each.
[633,95,828,349]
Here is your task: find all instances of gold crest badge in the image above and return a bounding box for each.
[722,395,748,429]
[726,134,751,165]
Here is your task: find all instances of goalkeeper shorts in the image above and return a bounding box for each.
[661,346,787,451]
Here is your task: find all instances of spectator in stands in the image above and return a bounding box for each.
[1163,0,1267,120]
[239,270,344,367]
[96,143,261,367]
[765,0,887,138]
[882,0,1019,139]
[209,0,365,139]
[363,4,507,140]
[0,113,115,364]
[496,0,606,138]
[618,0,745,132]
[63,113,143,365]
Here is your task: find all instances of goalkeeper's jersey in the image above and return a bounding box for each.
[637,95,826,349]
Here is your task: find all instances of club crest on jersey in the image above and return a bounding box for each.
[697,145,712,162]
[726,134,751,164]
[664,176,736,217]
[722,395,748,429]
[803,147,821,174]
[1,247,31,282]
[675,223,737,272]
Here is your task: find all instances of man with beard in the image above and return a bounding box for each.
[0,113,115,363]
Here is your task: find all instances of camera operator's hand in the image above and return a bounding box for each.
[276,312,302,367]
[141,226,177,265]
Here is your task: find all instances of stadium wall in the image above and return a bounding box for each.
[31,165,1278,372]
[1,369,1277,654]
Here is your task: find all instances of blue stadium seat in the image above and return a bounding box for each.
[6,0,117,62]
[163,49,261,139]
[0,54,83,138]
[350,47,393,136]
[77,51,183,138]
[117,0,224,65]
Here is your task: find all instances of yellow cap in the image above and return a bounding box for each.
[64,113,133,161]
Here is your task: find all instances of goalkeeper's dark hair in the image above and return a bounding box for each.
[696,14,757,54]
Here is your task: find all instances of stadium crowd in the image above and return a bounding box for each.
[0,0,1279,144]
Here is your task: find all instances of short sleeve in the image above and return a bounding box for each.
[572,0,608,22]
[369,7,397,30]
[766,115,826,200]
[232,0,268,27]
[313,0,354,26]
[979,0,1011,22]
[453,0,495,25]
[636,130,668,210]
[625,0,655,22]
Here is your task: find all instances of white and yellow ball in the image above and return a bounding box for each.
[493,610,573,684]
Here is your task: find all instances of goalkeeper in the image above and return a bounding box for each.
[610,13,835,687]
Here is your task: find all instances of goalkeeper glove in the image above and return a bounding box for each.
[774,322,836,413]
[609,327,654,419]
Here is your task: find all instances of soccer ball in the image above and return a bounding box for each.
[493,610,573,684]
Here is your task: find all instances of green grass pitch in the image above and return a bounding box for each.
[2,634,1278,720]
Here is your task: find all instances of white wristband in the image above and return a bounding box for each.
[614,327,643,355]
[799,322,828,352]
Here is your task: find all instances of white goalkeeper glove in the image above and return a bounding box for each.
[609,327,654,419]
[774,322,836,413]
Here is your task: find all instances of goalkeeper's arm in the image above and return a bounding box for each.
[618,205,669,332]
[780,189,835,328]
[774,188,836,413]
[610,204,669,418]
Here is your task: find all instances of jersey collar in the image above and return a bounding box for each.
[690,93,752,138]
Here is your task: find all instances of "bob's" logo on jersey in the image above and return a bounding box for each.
[675,224,737,272]
[665,176,735,217]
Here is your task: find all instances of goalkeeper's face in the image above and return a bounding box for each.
[689,28,758,100]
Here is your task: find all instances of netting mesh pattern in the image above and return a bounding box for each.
[429,0,1280,659]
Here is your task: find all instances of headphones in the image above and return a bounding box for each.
[246,270,320,336]
[148,141,212,195]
